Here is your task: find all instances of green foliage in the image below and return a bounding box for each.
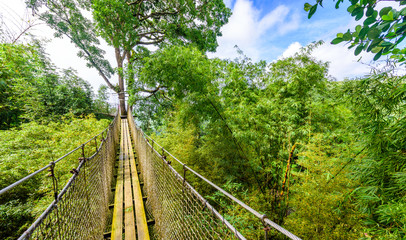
[27,0,231,114]
[93,85,113,114]
[305,0,406,62]
[130,45,219,129]
[0,201,34,240]
[27,0,114,81]
[134,44,405,238]
[0,43,39,128]
[0,43,95,129]
[0,114,110,239]
[284,134,365,239]
[343,73,406,238]
[134,43,336,228]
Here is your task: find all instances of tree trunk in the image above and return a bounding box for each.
[119,91,126,116]
[116,47,127,116]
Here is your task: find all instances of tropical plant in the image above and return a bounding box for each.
[0,114,110,240]
[0,42,95,128]
[305,0,406,62]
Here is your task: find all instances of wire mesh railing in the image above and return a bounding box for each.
[127,110,245,240]
[128,108,301,240]
[0,111,120,240]
[2,105,301,239]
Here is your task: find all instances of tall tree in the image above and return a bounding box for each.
[27,0,231,115]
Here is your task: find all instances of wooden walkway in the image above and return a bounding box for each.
[111,119,150,240]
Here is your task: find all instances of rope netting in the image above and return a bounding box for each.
[128,111,244,240]
[15,112,120,240]
[2,107,301,240]
[128,109,301,240]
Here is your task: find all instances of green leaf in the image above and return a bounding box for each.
[368,38,383,52]
[347,5,356,14]
[343,31,353,41]
[373,10,378,19]
[380,41,393,47]
[363,17,376,26]
[331,37,344,44]
[308,5,317,19]
[386,32,396,39]
[359,26,369,39]
[373,49,383,60]
[337,33,344,38]
[371,46,382,53]
[351,7,363,17]
[366,7,374,17]
[304,3,312,11]
[382,12,394,21]
[355,25,362,33]
[355,44,364,56]
[379,7,392,18]
[367,27,381,39]
[400,7,406,16]
[376,22,390,31]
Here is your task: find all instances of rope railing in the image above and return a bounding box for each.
[127,109,244,239]
[128,108,301,240]
[2,106,301,239]
[0,110,121,240]
[0,126,110,196]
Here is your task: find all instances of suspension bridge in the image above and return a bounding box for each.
[0,107,301,240]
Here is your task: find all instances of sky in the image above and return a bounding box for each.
[0,0,404,102]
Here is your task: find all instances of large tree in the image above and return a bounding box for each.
[27,0,231,115]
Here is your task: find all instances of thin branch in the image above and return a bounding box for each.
[137,39,164,45]
[11,22,42,44]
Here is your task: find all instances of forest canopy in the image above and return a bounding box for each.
[131,43,406,239]
[0,0,405,239]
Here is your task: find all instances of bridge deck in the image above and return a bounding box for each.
[111,119,150,240]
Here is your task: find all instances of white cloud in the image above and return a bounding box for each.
[279,41,302,59]
[211,0,299,61]
[312,43,373,80]
[278,41,374,80]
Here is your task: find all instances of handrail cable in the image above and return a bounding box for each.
[142,132,301,240]
[146,138,246,240]
[0,126,110,196]
[16,110,121,239]
[2,107,301,240]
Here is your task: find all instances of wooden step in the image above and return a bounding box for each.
[111,119,150,240]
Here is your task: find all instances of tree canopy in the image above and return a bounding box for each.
[133,43,405,239]
[0,42,94,129]
[27,0,231,114]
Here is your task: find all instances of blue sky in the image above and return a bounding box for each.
[0,0,403,97]
[211,0,384,80]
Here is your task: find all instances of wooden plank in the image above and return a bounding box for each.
[128,123,150,240]
[123,120,136,239]
[111,120,124,240]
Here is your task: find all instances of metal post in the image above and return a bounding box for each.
[48,162,62,240]
[262,214,270,240]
